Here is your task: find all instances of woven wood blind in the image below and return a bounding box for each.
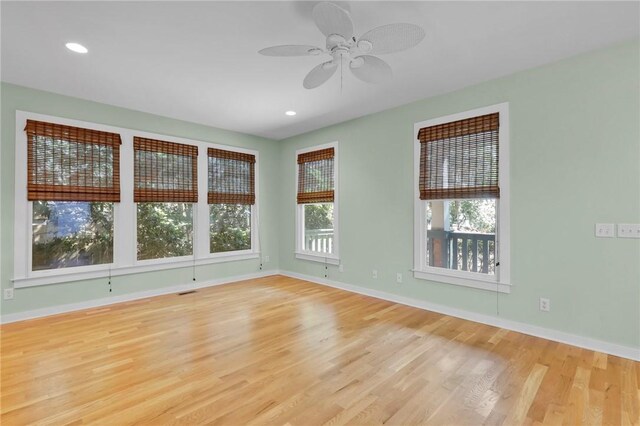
[418,113,500,200]
[207,148,256,204]
[297,147,334,204]
[134,137,198,203]
[25,120,122,202]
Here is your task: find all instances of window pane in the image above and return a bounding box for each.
[426,199,496,274]
[210,204,251,253]
[32,201,113,271]
[137,203,193,260]
[303,203,334,255]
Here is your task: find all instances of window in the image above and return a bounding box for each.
[414,105,510,292]
[303,203,334,254]
[134,136,197,261]
[137,203,193,260]
[207,148,256,254]
[210,204,251,253]
[33,201,114,270]
[14,112,261,288]
[25,120,121,271]
[295,143,339,263]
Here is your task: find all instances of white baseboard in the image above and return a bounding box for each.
[279,270,640,362]
[3,268,638,362]
[1,270,279,324]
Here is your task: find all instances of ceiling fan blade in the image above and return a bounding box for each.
[312,2,353,40]
[358,23,425,55]
[259,45,324,57]
[303,61,338,89]
[350,55,392,84]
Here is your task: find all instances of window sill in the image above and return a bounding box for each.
[413,269,511,294]
[12,252,260,289]
[295,252,340,265]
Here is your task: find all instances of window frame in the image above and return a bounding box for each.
[413,103,511,293]
[13,111,260,288]
[294,142,340,265]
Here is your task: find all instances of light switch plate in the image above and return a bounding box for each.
[595,223,615,238]
[618,224,640,239]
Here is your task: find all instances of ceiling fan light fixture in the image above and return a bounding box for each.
[285,110,297,116]
[357,39,373,52]
[327,34,346,44]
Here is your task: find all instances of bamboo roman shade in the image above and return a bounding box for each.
[133,137,198,203]
[418,113,500,200]
[25,120,122,202]
[207,148,256,205]
[297,147,334,204]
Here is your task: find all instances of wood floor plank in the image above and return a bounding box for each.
[1,275,638,425]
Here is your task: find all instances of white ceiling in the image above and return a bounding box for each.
[2,1,638,140]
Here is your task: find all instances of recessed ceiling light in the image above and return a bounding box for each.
[285,111,297,116]
[65,42,88,54]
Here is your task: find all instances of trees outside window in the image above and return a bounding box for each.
[32,201,113,270]
[303,203,334,254]
[137,203,193,260]
[210,204,251,253]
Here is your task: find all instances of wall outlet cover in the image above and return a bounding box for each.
[539,297,550,312]
[618,223,640,239]
[4,288,14,300]
[595,223,615,238]
[372,270,378,279]
[396,273,403,283]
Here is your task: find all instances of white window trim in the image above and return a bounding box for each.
[413,103,511,294]
[294,141,340,265]
[13,111,260,289]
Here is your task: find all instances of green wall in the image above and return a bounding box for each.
[2,41,638,351]
[0,83,281,315]
[277,41,640,349]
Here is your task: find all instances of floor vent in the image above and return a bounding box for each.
[177,290,197,296]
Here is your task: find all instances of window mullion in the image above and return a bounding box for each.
[116,132,135,267]
[196,151,209,258]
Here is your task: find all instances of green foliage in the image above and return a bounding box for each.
[137,203,193,260]
[210,204,251,253]
[32,201,113,270]
[448,199,496,233]
[304,203,333,230]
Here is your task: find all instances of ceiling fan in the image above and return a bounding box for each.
[259,2,425,89]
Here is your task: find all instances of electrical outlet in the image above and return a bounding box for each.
[595,223,615,238]
[539,297,550,312]
[396,273,402,283]
[338,264,344,273]
[372,270,378,279]
[618,224,640,239]
[264,255,270,263]
[4,288,14,300]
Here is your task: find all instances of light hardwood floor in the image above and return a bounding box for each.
[1,275,638,425]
